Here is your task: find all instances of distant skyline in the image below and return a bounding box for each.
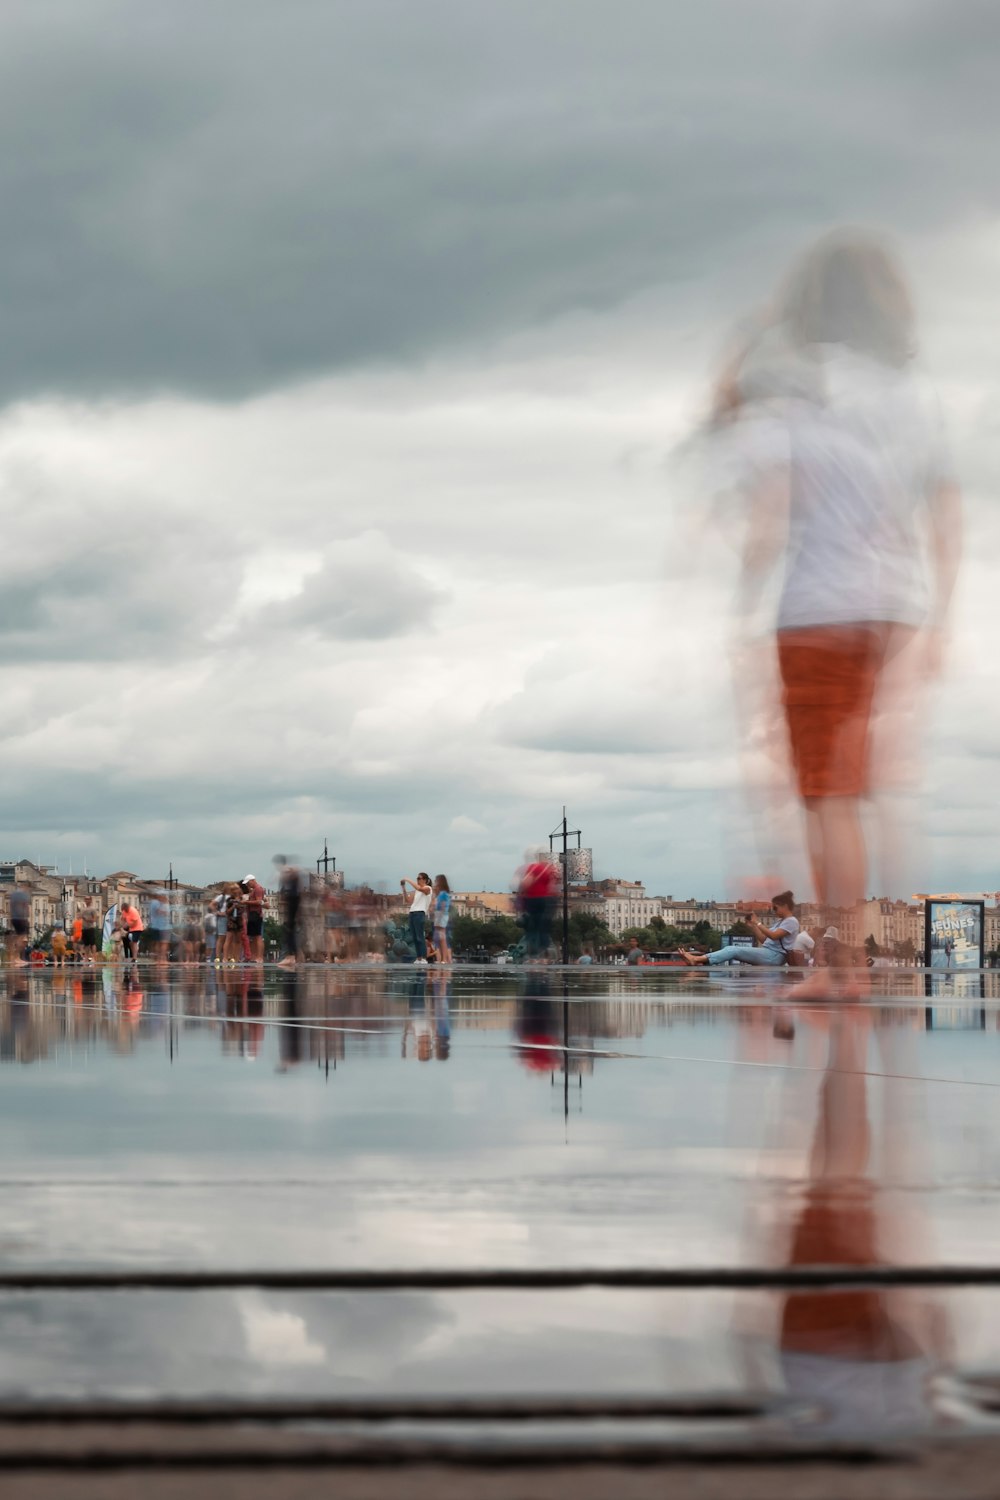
[0,2,996,899]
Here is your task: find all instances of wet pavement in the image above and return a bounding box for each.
[2,963,1000,1460]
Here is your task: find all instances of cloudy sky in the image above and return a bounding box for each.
[0,0,996,898]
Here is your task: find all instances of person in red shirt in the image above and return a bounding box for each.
[119,902,144,964]
[516,850,560,962]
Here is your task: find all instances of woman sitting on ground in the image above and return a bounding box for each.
[680,892,799,968]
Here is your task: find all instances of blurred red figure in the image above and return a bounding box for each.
[516,849,560,962]
[712,231,961,955]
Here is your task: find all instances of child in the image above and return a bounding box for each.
[432,875,452,966]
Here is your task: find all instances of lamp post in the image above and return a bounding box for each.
[549,808,582,966]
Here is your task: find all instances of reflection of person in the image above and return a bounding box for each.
[770,1012,950,1434]
[716,231,961,968]
[681,891,798,967]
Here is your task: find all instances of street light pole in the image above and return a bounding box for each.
[549,807,582,966]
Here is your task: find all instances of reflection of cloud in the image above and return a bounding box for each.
[237,1293,326,1367]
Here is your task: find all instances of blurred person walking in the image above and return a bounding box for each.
[323,884,347,962]
[148,891,171,966]
[516,850,559,963]
[400,873,433,965]
[51,927,68,968]
[274,857,302,969]
[7,886,30,967]
[81,905,100,967]
[710,231,960,965]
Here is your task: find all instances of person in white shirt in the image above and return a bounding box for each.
[713,230,960,972]
[681,892,799,967]
[400,873,433,965]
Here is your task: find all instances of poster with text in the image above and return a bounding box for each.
[926,900,984,971]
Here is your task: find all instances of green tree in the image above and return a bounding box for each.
[727,920,755,939]
[620,925,655,949]
[451,914,522,956]
[568,910,615,958]
[690,920,723,952]
[864,933,880,959]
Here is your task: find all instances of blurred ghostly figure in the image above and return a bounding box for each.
[711,230,961,944]
[515,848,559,963]
[771,1012,950,1433]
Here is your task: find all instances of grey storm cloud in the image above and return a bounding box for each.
[259,540,445,642]
[0,515,243,662]
[0,0,996,404]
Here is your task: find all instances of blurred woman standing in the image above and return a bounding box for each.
[713,231,961,973]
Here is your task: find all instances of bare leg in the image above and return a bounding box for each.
[804,796,866,911]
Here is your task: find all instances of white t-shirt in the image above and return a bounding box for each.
[729,349,954,631]
[763,916,799,957]
[409,886,433,915]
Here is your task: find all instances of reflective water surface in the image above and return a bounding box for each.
[2,965,1000,1435]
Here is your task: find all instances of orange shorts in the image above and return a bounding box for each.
[777,625,886,800]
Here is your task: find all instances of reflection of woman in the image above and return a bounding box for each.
[717,231,961,954]
[764,1012,950,1434]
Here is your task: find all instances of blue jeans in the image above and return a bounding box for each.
[409,912,427,959]
[708,944,785,967]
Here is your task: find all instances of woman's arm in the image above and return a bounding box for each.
[750,915,788,942]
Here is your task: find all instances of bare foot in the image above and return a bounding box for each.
[678,949,705,966]
[790,969,837,999]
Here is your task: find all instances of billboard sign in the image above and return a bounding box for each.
[561,847,593,885]
[925,899,984,971]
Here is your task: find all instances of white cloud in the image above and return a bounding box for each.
[237,1293,326,1368]
[449,815,488,835]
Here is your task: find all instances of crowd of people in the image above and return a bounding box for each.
[4,857,876,978]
